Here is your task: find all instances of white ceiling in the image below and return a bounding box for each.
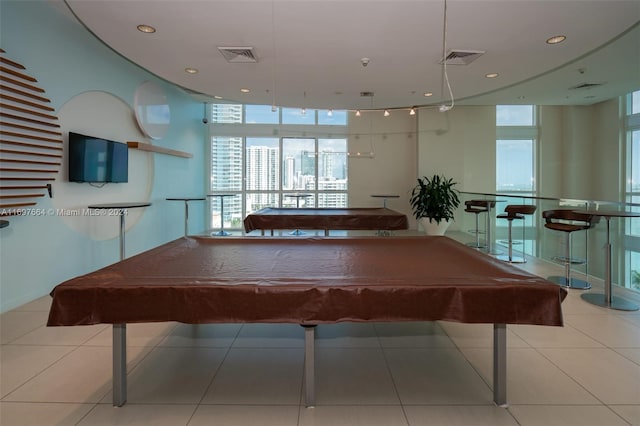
[64,0,640,111]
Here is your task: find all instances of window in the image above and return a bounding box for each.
[496,139,534,193]
[496,105,538,256]
[496,105,534,126]
[496,105,537,195]
[245,105,279,124]
[209,104,349,230]
[282,107,316,125]
[624,90,640,290]
[318,110,348,125]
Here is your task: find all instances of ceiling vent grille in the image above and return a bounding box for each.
[440,50,485,65]
[360,91,375,97]
[218,47,258,63]
[569,82,604,90]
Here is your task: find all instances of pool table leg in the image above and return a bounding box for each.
[302,325,316,407]
[493,323,507,407]
[113,324,127,407]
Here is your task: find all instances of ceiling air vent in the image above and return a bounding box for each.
[218,47,258,63]
[440,50,485,65]
[569,82,604,90]
[360,91,375,97]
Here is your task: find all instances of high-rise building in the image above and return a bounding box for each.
[211,104,242,124]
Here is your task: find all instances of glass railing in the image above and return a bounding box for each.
[457,192,640,297]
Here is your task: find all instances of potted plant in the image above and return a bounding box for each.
[410,174,460,235]
[632,270,640,290]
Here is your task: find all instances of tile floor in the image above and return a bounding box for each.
[1,232,639,425]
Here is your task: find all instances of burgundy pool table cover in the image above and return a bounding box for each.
[243,207,409,232]
[48,236,566,327]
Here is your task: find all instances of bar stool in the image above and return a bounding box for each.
[464,200,489,248]
[495,204,536,263]
[543,209,599,289]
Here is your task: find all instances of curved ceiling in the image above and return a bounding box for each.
[65,0,640,111]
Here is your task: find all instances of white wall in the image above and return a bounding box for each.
[417,106,496,231]
[347,111,417,227]
[417,102,623,204]
[538,102,621,202]
[0,1,205,312]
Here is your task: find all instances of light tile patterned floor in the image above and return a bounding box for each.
[1,232,639,425]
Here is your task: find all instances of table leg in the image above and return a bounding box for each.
[302,325,316,407]
[220,197,225,235]
[184,201,189,237]
[485,205,499,255]
[605,218,612,305]
[212,196,230,236]
[493,323,507,407]
[118,210,125,260]
[113,324,127,407]
[581,217,639,311]
[290,196,306,235]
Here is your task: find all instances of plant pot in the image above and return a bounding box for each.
[420,218,451,236]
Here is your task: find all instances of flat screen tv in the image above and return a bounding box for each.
[68,132,128,183]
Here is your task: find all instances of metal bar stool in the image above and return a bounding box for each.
[543,209,599,289]
[495,205,537,263]
[464,200,489,248]
[467,200,497,252]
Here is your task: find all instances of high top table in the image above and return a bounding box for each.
[207,194,235,236]
[469,199,500,254]
[166,197,205,236]
[284,193,312,235]
[574,209,640,311]
[371,194,400,208]
[87,202,151,260]
[285,193,312,208]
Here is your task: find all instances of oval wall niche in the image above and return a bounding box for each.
[53,90,153,240]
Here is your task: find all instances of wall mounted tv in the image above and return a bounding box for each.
[68,132,128,183]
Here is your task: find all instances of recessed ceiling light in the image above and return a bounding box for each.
[423,92,433,97]
[214,96,223,99]
[546,35,566,44]
[184,68,198,74]
[485,73,499,78]
[240,88,250,93]
[137,24,156,33]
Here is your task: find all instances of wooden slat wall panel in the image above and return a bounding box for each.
[0,50,62,217]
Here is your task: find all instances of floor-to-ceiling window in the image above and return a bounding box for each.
[209,104,348,231]
[495,105,538,255]
[624,90,640,290]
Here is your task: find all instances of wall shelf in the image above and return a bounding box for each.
[126,141,192,158]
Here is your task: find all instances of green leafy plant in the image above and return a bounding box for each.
[632,270,640,290]
[410,174,460,224]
